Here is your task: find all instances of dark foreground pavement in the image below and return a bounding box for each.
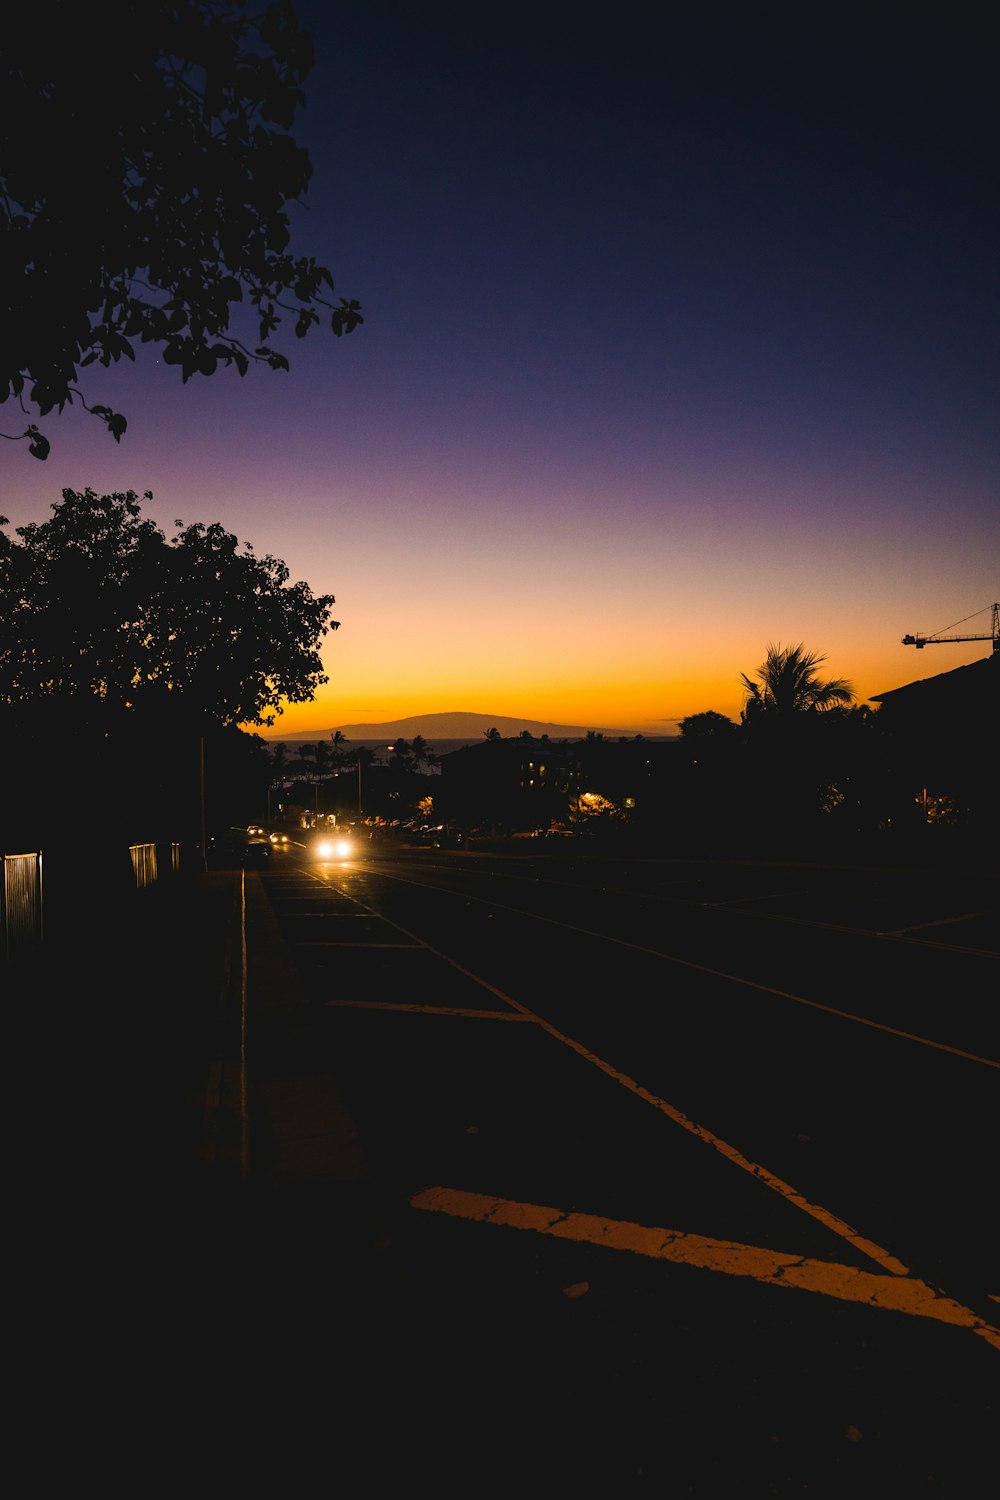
[12,862,997,1495]
[18,866,601,1486]
[13,868,407,1479]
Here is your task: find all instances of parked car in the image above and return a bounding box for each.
[207,828,272,867]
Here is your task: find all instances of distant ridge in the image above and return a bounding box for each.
[266,710,666,742]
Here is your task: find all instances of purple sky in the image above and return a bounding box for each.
[2,1,996,734]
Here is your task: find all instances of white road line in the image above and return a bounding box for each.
[314,871,913,1276]
[326,1000,536,1020]
[297,940,421,948]
[703,889,808,907]
[305,876,995,1296]
[356,867,998,1068]
[882,912,983,937]
[382,857,999,959]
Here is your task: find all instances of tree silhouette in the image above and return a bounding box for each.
[313,739,332,779]
[409,734,437,769]
[736,644,857,850]
[269,739,290,806]
[328,729,352,768]
[1,487,338,853]
[740,644,854,724]
[680,710,736,739]
[1,0,361,459]
[270,742,289,780]
[294,741,316,790]
[1,488,338,727]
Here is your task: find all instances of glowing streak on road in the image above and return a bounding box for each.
[410,1187,1000,1352]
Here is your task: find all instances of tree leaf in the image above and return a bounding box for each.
[26,426,50,460]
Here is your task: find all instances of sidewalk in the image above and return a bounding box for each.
[16,861,409,1285]
[136,866,408,1279]
[10,862,446,1484]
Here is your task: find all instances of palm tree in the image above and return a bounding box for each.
[740,644,854,724]
[737,644,857,848]
[329,729,349,769]
[409,734,437,769]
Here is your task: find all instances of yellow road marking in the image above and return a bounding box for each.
[411,1187,1000,1352]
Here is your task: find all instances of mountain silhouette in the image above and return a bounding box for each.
[266,710,667,742]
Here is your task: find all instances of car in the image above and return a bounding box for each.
[312,832,355,861]
[241,837,272,865]
[207,828,272,867]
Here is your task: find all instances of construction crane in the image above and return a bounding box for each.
[902,602,999,654]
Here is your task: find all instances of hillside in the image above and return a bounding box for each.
[265,711,668,743]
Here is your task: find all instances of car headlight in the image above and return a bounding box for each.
[316,838,352,860]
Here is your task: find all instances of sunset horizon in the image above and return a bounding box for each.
[252,612,996,742]
[3,3,995,759]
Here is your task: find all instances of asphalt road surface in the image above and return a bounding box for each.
[193,842,997,1495]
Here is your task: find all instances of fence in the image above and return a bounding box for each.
[130,842,158,890]
[1,841,181,958]
[1,851,44,958]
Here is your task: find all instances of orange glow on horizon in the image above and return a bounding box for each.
[256,634,992,739]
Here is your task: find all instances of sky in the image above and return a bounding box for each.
[2,0,996,737]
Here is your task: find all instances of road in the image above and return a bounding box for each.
[241,843,997,1493]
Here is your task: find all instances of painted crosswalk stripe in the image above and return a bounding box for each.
[410,1187,1000,1351]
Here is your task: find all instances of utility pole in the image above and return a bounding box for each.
[198,732,207,872]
